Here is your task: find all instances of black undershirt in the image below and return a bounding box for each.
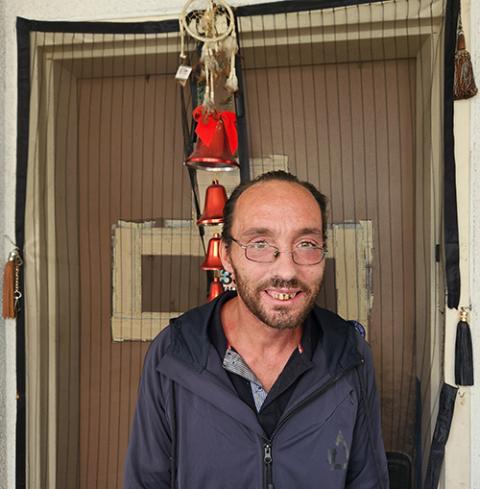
[209,293,319,438]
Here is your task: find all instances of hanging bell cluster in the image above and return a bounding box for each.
[186,107,236,300]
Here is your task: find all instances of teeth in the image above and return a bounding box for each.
[270,291,297,301]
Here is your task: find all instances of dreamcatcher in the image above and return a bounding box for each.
[179,0,239,106]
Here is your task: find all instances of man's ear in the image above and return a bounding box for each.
[219,239,233,275]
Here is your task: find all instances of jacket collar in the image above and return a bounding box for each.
[166,290,363,376]
[166,290,235,372]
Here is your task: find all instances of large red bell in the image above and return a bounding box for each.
[207,276,224,302]
[185,110,239,171]
[197,180,228,225]
[201,234,223,270]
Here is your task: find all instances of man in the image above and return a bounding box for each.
[124,171,389,488]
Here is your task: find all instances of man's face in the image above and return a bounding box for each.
[220,180,326,330]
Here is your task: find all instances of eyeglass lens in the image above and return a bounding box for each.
[246,245,324,265]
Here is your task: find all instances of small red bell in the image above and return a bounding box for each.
[201,234,223,270]
[207,276,224,301]
[197,180,228,225]
[185,110,239,171]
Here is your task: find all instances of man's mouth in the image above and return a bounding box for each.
[265,289,302,301]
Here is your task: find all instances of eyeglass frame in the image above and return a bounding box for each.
[229,237,327,266]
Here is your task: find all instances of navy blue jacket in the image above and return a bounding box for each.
[124,292,389,488]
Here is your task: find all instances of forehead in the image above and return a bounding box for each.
[233,180,323,233]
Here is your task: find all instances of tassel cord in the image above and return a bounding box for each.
[454,6,478,100]
[2,249,23,319]
[455,308,474,386]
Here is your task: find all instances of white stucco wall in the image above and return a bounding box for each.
[0,1,479,488]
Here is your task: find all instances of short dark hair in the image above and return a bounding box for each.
[221,170,328,245]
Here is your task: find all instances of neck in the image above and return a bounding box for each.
[220,296,302,356]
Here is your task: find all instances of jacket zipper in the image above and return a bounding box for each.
[263,442,273,489]
[260,361,363,489]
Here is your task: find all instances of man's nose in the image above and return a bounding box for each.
[271,250,298,279]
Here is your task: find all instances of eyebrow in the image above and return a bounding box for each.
[241,228,274,238]
[296,227,323,236]
[240,227,323,238]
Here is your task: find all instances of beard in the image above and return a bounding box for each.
[232,266,322,330]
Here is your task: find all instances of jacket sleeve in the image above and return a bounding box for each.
[124,334,173,489]
[346,340,390,489]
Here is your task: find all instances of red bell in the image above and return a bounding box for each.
[197,180,228,225]
[201,234,223,270]
[207,276,224,302]
[185,116,239,171]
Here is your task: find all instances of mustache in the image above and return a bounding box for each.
[258,277,308,291]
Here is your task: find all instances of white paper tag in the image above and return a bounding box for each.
[175,65,192,86]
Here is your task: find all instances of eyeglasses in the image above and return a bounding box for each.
[230,237,327,266]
